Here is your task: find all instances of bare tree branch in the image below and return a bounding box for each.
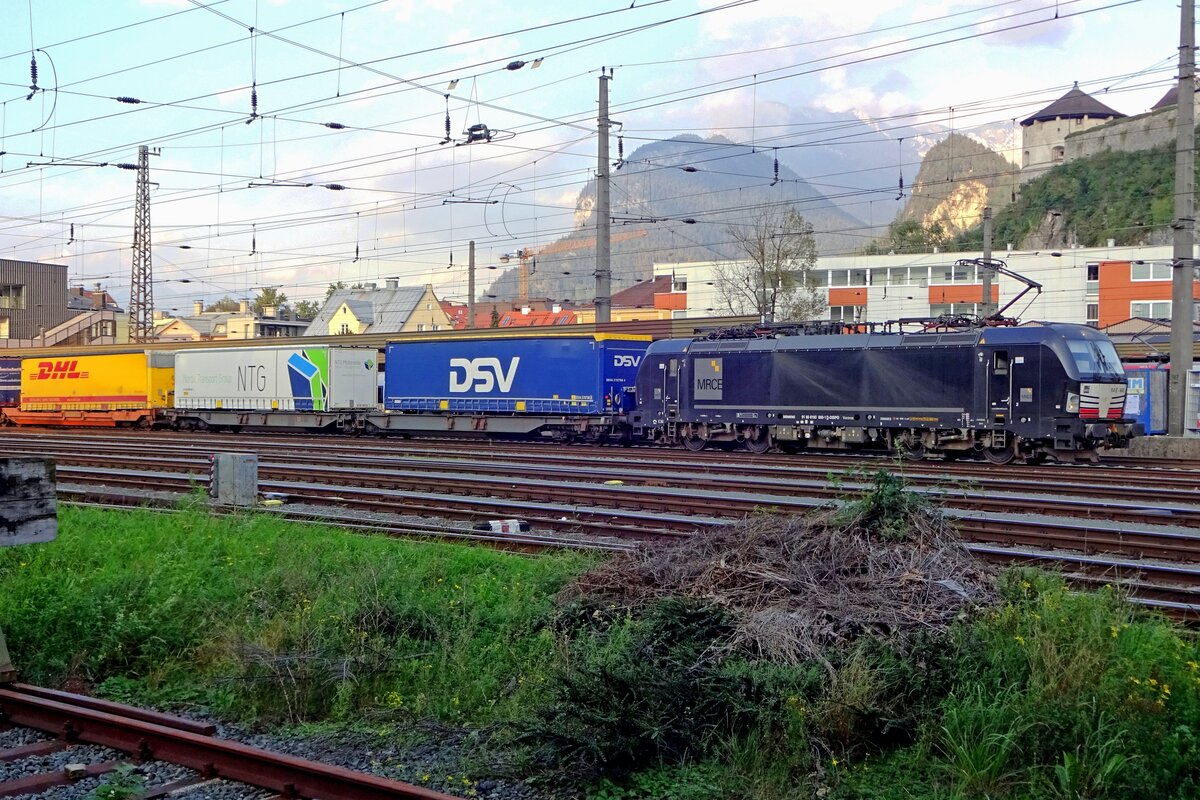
[717,207,826,322]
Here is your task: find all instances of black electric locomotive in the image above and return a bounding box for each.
[630,321,1134,463]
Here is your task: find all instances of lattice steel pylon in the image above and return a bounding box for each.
[129,145,158,342]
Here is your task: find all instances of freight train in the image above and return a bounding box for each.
[0,323,1137,463]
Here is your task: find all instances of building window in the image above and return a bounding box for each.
[1051,145,1065,162]
[1086,263,1099,293]
[1131,301,1171,319]
[933,264,977,284]
[1086,303,1099,327]
[672,276,688,292]
[1131,262,1171,281]
[338,323,351,335]
[829,305,860,322]
[930,303,979,316]
[416,323,425,332]
[1022,150,1030,167]
[0,285,26,310]
[0,318,8,338]
[432,324,440,331]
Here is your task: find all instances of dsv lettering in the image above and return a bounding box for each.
[32,360,88,380]
[613,354,642,367]
[449,357,520,393]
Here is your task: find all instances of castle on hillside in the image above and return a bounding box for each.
[1019,81,1185,184]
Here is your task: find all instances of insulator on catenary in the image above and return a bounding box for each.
[29,56,37,88]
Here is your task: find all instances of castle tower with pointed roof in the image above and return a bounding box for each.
[1020,83,1125,183]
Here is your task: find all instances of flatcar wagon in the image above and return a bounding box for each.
[166,344,377,432]
[632,322,1134,463]
[369,333,649,439]
[3,352,175,427]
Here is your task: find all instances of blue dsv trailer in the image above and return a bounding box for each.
[384,334,650,415]
[0,357,20,406]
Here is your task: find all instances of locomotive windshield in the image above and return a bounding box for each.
[1065,338,1123,379]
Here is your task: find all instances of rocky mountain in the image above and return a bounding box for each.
[895,133,1019,236]
[482,135,865,304]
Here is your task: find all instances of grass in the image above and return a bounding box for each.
[0,503,594,724]
[3,496,1200,799]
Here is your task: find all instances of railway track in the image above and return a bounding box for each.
[5,432,1199,532]
[0,683,452,799]
[4,428,1200,616]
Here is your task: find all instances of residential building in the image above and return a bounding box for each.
[655,243,1198,326]
[0,259,124,347]
[154,300,307,342]
[304,280,450,336]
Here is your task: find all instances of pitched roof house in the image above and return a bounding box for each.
[304,280,451,336]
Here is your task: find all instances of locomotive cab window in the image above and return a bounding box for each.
[993,351,1009,376]
[668,358,679,377]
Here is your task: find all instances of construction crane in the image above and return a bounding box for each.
[501,229,648,302]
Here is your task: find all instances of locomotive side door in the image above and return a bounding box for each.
[663,356,681,420]
[988,349,1012,426]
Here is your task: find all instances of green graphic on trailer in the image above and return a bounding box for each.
[286,350,329,410]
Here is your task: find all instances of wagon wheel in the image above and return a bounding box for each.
[1023,451,1048,466]
[682,436,707,452]
[898,442,925,461]
[743,429,771,454]
[982,445,1017,465]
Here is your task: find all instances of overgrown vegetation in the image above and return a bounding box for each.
[949,139,1199,250]
[2,477,1197,799]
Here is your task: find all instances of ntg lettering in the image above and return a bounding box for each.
[449,357,520,393]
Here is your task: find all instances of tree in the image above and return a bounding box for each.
[204,296,240,313]
[252,287,288,314]
[325,281,366,301]
[865,219,950,255]
[293,300,320,320]
[717,207,825,322]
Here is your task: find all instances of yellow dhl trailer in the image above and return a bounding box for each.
[5,352,175,427]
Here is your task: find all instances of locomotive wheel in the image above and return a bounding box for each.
[682,436,708,452]
[744,434,771,454]
[983,446,1016,465]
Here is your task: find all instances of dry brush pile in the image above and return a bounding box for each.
[562,469,997,662]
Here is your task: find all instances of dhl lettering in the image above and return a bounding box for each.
[31,360,88,380]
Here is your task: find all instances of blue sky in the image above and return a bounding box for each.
[0,0,1180,311]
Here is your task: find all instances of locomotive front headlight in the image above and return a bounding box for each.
[1066,391,1080,414]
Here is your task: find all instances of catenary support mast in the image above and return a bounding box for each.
[1169,0,1196,436]
[129,145,157,343]
[595,70,612,324]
